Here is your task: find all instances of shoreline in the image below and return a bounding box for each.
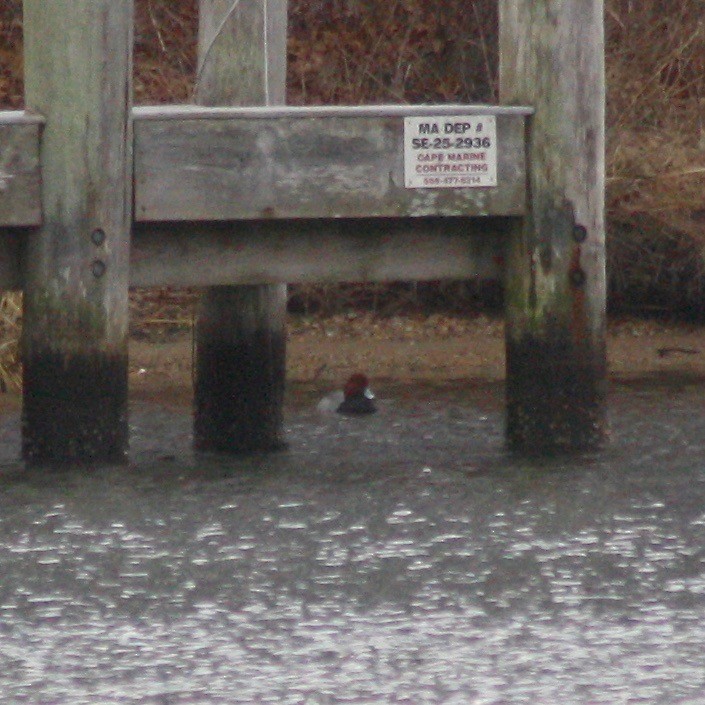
[3,315,705,414]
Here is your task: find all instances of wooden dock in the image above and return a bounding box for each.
[0,0,606,462]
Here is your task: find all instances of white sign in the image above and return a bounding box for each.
[403,115,497,189]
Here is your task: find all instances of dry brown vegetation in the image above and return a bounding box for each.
[1,0,705,387]
[606,0,705,317]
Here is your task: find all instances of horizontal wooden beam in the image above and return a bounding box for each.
[1,105,531,228]
[0,218,507,289]
[134,103,533,120]
[131,217,508,286]
[133,104,530,222]
[0,112,43,227]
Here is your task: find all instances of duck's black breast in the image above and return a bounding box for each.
[336,396,377,415]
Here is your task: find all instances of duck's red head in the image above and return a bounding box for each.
[343,373,371,399]
[337,373,376,414]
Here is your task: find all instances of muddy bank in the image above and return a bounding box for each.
[124,315,705,410]
[1,315,704,414]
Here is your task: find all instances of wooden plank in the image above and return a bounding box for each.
[22,0,133,463]
[134,107,528,222]
[197,0,287,106]
[0,101,531,229]
[135,103,533,120]
[131,217,507,286]
[500,0,606,453]
[0,112,42,227]
[0,104,530,228]
[0,218,508,289]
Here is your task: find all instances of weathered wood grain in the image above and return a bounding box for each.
[0,112,42,227]
[0,103,530,229]
[500,0,606,453]
[22,0,133,463]
[133,107,528,221]
[193,0,289,454]
[0,216,508,289]
[131,217,507,286]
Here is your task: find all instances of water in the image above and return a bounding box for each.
[1,380,705,704]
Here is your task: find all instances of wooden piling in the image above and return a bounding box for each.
[499,0,607,453]
[21,1,133,463]
[194,0,288,452]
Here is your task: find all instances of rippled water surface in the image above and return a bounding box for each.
[2,381,705,703]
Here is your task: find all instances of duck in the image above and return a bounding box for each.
[317,373,377,415]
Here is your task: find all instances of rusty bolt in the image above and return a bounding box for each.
[573,225,588,243]
[91,259,106,278]
[569,267,586,288]
[91,229,106,246]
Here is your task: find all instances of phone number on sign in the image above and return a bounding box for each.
[422,175,487,187]
[411,137,492,150]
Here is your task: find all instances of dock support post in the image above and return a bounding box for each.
[194,0,288,452]
[499,1,607,453]
[22,1,133,463]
